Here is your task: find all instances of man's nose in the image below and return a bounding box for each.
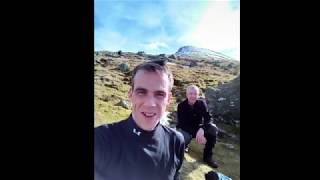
[144,96,157,107]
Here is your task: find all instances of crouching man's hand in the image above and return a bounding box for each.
[196,128,207,145]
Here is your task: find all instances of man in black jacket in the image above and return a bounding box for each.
[95,61,185,180]
[177,85,218,168]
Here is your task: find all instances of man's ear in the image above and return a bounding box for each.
[128,88,133,101]
[167,91,172,104]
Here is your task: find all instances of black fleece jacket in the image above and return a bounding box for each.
[95,116,185,180]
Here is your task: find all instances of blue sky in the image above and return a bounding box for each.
[95,0,240,60]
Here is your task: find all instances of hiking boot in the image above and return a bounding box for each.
[203,158,218,168]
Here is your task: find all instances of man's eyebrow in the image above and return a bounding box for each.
[134,87,147,92]
[154,90,166,94]
[134,88,166,95]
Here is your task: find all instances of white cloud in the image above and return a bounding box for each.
[144,41,169,50]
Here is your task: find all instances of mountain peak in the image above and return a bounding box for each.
[175,46,237,63]
[176,45,198,53]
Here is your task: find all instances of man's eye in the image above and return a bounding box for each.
[136,91,145,95]
[156,93,165,97]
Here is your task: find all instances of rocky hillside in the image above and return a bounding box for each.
[94,48,240,180]
[176,46,237,61]
[206,75,240,126]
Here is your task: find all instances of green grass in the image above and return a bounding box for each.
[94,96,131,127]
[94,98,131,127]
[94,66,132,127]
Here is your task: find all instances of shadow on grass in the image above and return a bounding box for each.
[180,138,240,180]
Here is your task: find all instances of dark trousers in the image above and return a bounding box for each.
[178,123,217,160]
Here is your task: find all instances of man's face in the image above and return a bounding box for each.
[186,87,199,105]
[129,70,172,131]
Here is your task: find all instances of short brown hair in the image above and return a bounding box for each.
[131,61,174,91]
